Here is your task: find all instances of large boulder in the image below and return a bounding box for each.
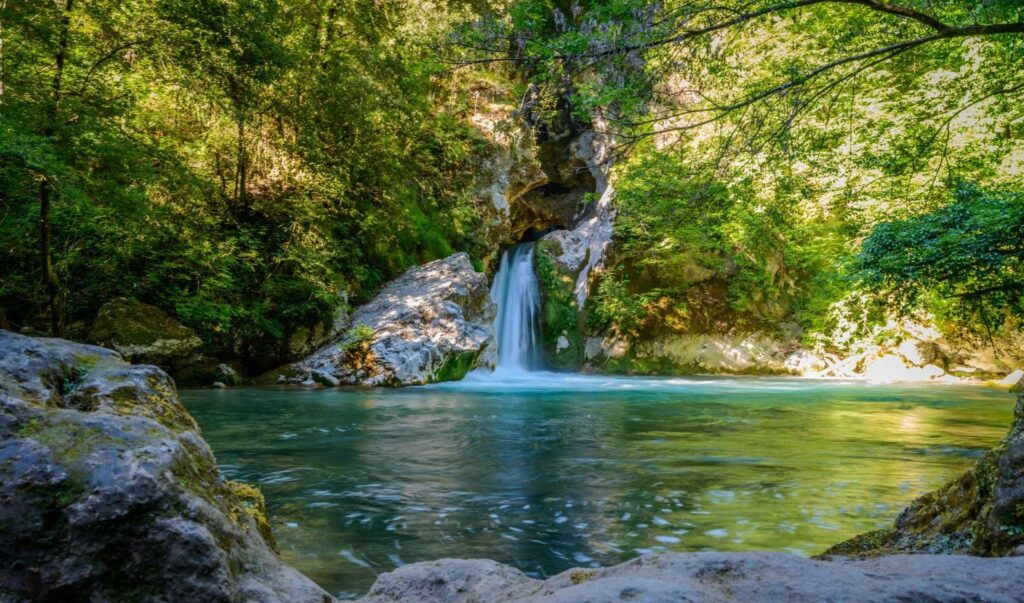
[360,552,1024,602]
[88,297,203,371]
[0,330,331,602]
[289,253,495,386]
[825,392,1024,557]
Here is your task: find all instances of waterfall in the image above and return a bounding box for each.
[490,243,543,373]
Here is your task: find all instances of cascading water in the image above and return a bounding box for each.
[489,242,543,373]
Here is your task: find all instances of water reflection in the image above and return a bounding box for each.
[181,378,1014,599]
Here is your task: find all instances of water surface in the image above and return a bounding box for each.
[181,376,1014,599]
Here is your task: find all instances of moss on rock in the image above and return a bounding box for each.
[430,350,480,383]
[0,330,328,602]
[89,297,202,362]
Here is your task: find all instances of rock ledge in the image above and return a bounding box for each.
[360,551,1024,602]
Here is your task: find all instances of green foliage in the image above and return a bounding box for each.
[338,322,375,353]
[588,273,651,335]
[492,0,1024,347]
[534,241,584,367]
[593,142,842,335]
[859,182,1024,323]
[0,0,498,370]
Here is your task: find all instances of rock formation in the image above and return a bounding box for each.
[288,253,495,386]
[0,330,331,602]
[88,297,203,372]
[360,552,1024,602]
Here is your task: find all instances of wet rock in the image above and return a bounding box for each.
[290,253,495,386]
[0,330,331,602]
[360,551,1024,602]
[537,120,617,309]
[174,356,245,387]
[826,392,1024,557]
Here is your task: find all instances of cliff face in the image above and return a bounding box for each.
[0,330,330,602]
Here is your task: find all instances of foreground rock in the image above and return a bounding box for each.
[0,331,330,602]
[361,552,1024,602]
[826,391,1024,557]
[288,253,494,386]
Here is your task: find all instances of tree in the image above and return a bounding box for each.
[859,182,1024,325]
[156,0,287,208]
[451,1,1024,147]
[1,0,155,336]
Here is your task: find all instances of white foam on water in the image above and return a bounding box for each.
[488,242,543,374]
[339,549,375,572]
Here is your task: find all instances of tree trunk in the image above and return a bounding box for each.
[40,0,74,338]
[237,116,247,206]
[39,177,62,337]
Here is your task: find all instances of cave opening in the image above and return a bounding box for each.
[518,226,563,242]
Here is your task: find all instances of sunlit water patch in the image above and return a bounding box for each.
[180,377,1014,599]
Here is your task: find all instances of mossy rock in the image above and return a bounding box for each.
[89,297,202,366]
[595,352,695,376]
[173,356,243,387]
[430,350,481,383]
[0,330,328,601]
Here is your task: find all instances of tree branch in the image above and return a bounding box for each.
[620,33,932,133]
[582,0,1020,60]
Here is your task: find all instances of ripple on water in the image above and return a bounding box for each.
[179,378,1014,599]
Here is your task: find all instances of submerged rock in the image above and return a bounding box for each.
[360,551,1024,602]
[0,330,330,602]
[290,253,495,386]
[826,392,1024,557]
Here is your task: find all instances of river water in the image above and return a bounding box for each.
[181,245,1015,597]
[181,379,1013,598]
